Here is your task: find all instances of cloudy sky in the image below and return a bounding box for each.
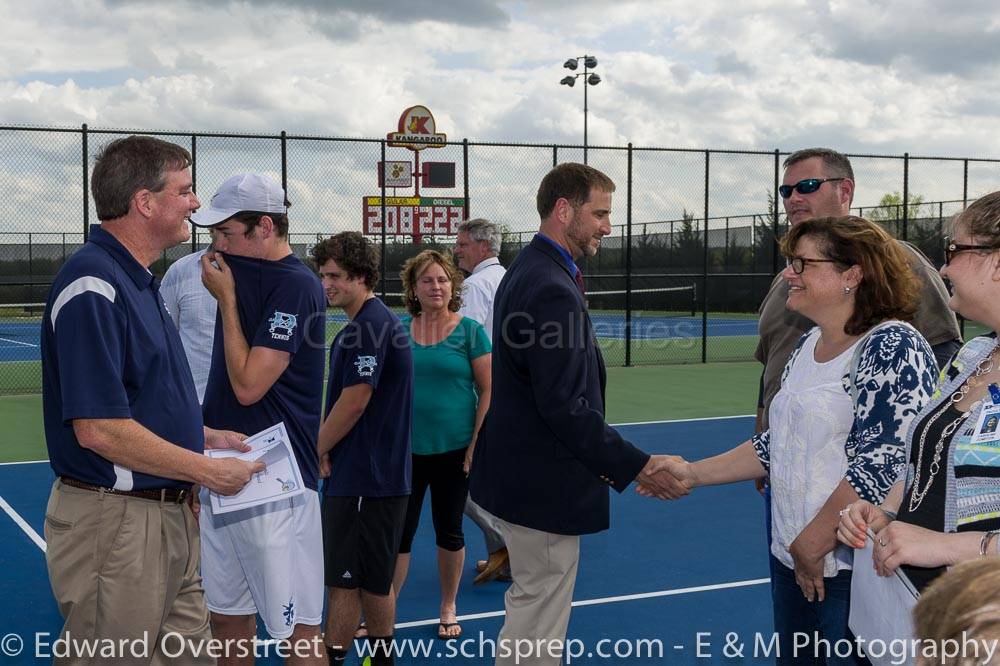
[5,0,1000,154]
[3,0,1000,234]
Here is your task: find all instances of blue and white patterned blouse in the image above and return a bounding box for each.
[753,322,938,504]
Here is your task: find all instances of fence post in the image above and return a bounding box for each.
[772,149,780,274]
[625,142,633,367]
[191,134,198,253]
[380,139,387,300]
[552,145,557,167]
[702,151,709,364]
[963,159,969,208]
[280,130,288,195]
[961,159,969,340]
[724,217,729,267]
[463,139,470,218]
[902,152,909,240]
[82,123,89,242]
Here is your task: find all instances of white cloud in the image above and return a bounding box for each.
[3,0,1000,235]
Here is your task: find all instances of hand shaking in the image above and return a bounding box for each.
[635,454,694,500]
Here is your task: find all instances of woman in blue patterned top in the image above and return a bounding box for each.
[839,192,1000,592]
[645,217,937,664]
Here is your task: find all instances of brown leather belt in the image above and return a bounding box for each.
[60,476,190,503]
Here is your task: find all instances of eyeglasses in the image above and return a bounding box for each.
[785,256,841,274]
[778,178,846,199]
[944,237,1000,265]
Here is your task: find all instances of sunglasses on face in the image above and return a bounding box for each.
[944,237,1000,265]
[778,177,846,199]
[784,256,843,274]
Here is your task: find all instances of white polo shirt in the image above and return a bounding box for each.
[458,256,505,343]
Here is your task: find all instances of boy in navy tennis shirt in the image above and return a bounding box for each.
[312,232,412,666]
[193,173,327,664]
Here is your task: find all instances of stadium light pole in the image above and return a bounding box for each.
[560,55,601,164]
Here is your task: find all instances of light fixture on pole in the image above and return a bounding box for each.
[560,55,601,164]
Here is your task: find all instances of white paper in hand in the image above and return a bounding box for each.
[205,422,305,514]
[848,538,919,666]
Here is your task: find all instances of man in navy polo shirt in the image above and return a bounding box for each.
[42,135,262,663]
[194,173,326,664]
[310,232,412,666]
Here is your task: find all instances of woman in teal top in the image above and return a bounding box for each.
[393,249,492,640]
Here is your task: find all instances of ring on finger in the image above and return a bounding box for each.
[878,538,887,547]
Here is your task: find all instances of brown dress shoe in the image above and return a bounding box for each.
[474,547,509,585]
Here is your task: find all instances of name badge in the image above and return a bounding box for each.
[971,403,1000,444]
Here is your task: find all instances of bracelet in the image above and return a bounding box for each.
[980,530,1000,558]
[883,510,897,521]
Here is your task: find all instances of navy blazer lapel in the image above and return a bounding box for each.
[528,235,575,282]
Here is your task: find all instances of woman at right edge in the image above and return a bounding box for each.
[839,192,1000,591]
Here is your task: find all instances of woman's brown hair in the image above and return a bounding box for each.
[781,216,919,335]
[399,250,464,316]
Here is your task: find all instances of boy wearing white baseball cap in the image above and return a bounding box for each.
[194,173,327,664]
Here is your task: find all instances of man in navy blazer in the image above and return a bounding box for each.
[469,162,687,665]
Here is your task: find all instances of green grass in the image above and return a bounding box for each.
[0,362,761,465]
[0,361,43,394]
[1,394,45,462]
[598,335,760,365]
[605,362,758,423]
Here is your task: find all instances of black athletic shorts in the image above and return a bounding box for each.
[322,494,408,595]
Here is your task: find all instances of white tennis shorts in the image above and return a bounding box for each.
[199,488,323,639]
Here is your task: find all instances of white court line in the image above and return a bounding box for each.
[0,416,756,468]
[0,494,46,552]
[395,577,770,629]
[613,414,753,427]
[0,336,39,348]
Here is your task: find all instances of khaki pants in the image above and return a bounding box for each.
[44,479,214,665]
[496,519,580,666]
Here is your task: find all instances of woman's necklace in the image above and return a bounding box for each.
[908,346,999,512]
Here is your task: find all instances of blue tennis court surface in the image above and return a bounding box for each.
[0,416,773,664]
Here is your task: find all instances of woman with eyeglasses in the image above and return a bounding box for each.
[839,192,1000,593]
[645,216,937,664]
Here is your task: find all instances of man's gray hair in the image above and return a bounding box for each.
[457,218,501,255]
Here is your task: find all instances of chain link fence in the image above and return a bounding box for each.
[2,124,999,393]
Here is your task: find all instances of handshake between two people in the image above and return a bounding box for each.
[634,454,695,500]
[630,440,767,500]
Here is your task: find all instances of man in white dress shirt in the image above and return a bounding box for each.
[160,231,218,404]
[453,218,509,583]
